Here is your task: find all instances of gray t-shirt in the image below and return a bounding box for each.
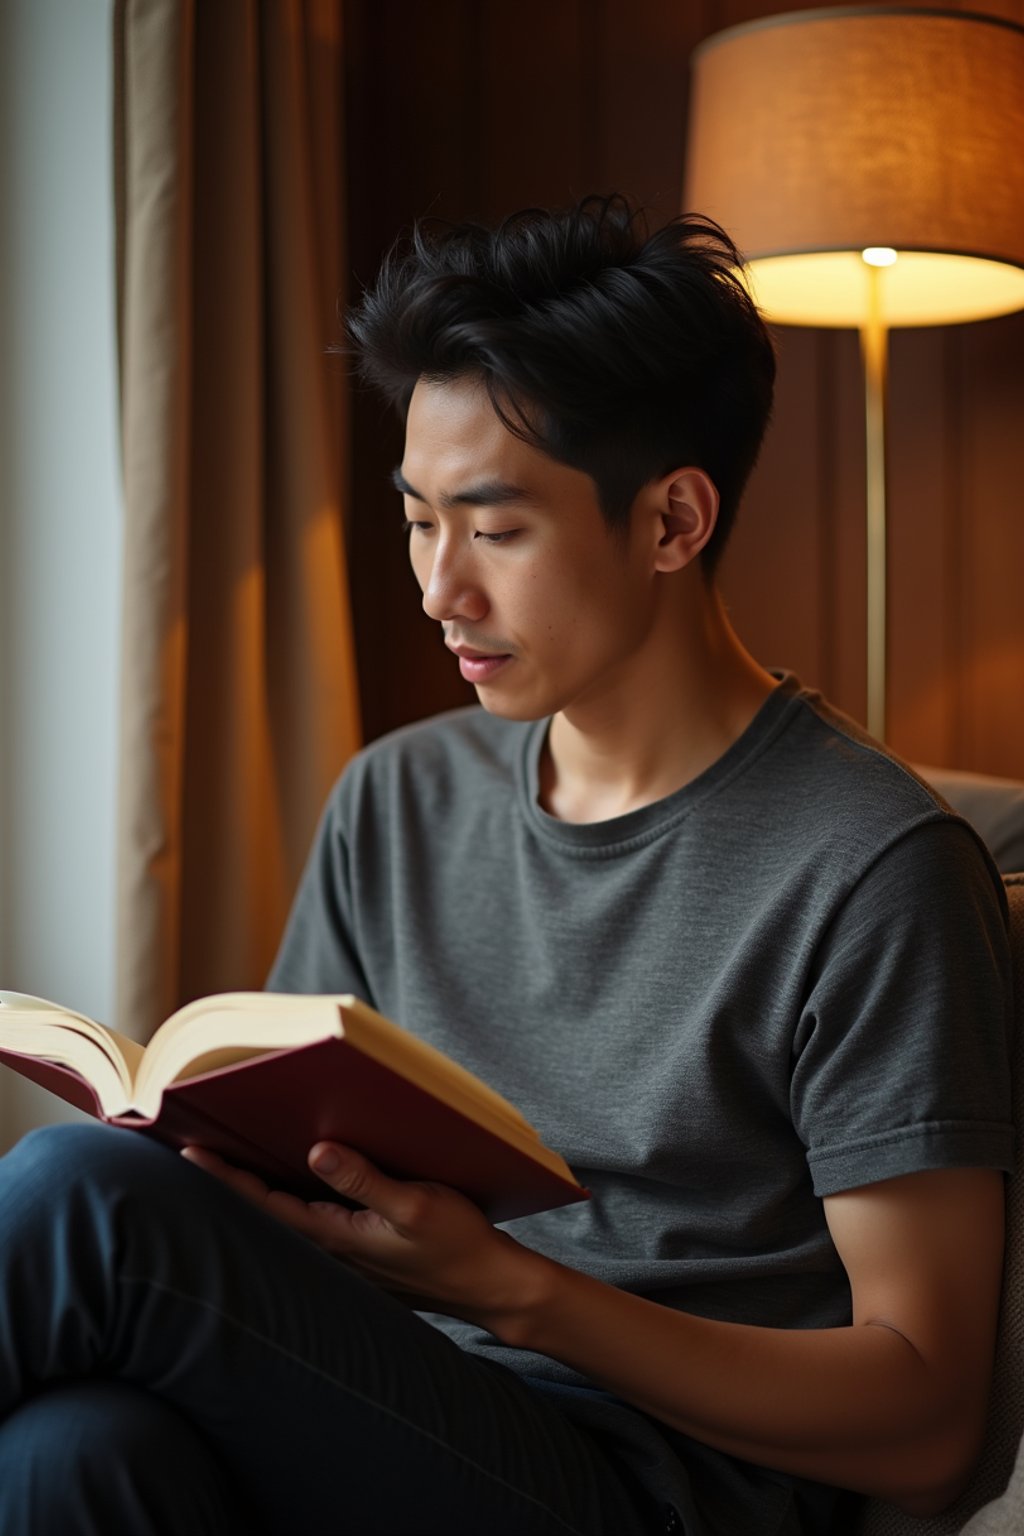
[268,673,1014,1532]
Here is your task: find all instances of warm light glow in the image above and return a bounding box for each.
[742,250,1024,328]
[684,10,1024,330]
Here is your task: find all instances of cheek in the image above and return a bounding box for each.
[529,578,610,656]
[547,556,621,624]
[512,566,574,640]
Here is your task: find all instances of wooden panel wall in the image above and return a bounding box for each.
[344,0,1024,776]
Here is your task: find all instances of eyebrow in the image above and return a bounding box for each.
[390,466,534,509]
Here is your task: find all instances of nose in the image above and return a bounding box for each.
[419,535,488,625]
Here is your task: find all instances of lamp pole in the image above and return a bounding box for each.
[860,260,889,741]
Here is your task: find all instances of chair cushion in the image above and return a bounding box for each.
[960,1433,1024,1536]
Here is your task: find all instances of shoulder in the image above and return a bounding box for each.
[322,706,533,822]
[721,678,1009,962]
[765,677,997,879]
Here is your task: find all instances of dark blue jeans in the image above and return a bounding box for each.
[0,1124,659,1535]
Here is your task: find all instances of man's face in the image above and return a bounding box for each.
[397,376,659,723]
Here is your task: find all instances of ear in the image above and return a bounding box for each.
[651,468,719,574]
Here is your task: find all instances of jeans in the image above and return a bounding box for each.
[0,1124,660,1535]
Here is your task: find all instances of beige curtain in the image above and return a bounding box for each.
[114,0,361,1041]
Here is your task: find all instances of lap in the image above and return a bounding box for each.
[1,1124,657,1536]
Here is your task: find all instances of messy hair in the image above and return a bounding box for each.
[346,193,776,574]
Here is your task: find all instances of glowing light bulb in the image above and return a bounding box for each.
[862,247,898,267]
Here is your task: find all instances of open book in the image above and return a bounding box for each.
[0,991,586,1223]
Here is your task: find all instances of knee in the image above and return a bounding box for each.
[6,1123,194,1233]
[14,1121,143,1172]
[0,1382,245,1535]
[0,1376,154,1461]
[11,1121,179,1190]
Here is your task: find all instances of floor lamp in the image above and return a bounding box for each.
[684,5,1024,740]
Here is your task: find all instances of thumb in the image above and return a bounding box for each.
[309,1143,409,1220]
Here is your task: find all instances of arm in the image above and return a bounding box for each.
[186,1143,1005,1516]
[494,1165,1004,1515]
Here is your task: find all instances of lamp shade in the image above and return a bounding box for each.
[684,6,1024,327]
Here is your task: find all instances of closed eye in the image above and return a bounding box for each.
[400,519,519,545]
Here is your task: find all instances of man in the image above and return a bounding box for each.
[0,194,1013,1536]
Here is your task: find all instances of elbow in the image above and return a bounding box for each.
[897,1480,966,1520]
[896,1477,971,1521]
[889,1416,986,1518]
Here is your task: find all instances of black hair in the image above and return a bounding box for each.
[346,192,776,575]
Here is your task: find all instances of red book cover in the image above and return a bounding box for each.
[0,1038,587,1224]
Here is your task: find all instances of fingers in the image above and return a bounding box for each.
[180,1140,428,1256]
[180,1147,306,1224]
[181,1145,343,1242]
[180,1145,269,1205]
[308,1143,425,1231]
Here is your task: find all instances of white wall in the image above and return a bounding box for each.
[0,0,122,1148]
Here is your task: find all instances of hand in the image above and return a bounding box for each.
[181,1142,540,1326]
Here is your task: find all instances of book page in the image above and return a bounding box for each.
[134,996,346,1115]
[162,992,537,1137]
[0,991,144,1099]
[0,1018,130,1117]
[142,994,539,1144]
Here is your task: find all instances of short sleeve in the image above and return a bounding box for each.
[792,817,1014,1197]
[265,774,373,1000]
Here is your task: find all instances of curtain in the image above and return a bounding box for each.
[113,0,361,1041]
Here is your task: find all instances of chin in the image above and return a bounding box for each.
[474,681,556,723]
[476,694,550,723]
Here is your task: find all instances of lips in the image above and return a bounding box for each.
[446,643,513,684]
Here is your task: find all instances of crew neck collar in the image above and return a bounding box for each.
[518,670,804,854]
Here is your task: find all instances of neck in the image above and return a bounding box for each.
[539,576,777,824]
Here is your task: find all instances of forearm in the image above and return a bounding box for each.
[484,1251,981,1513]
[221,1145,1000,1518]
